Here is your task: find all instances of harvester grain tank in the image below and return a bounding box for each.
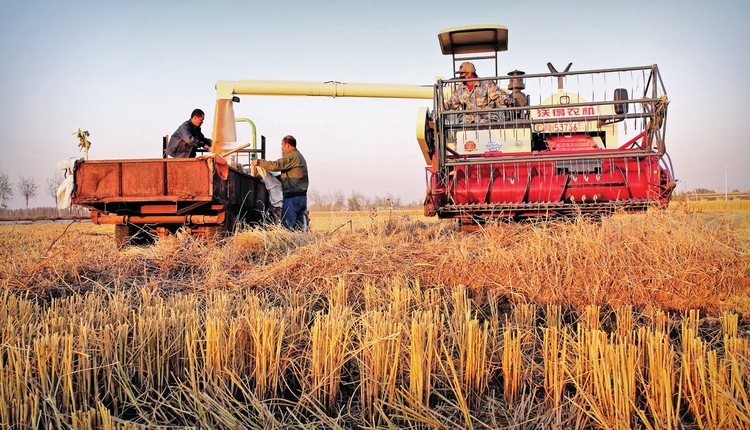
[214,24,675,223]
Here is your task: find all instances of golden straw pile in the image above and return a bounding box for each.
[0,207,748,428]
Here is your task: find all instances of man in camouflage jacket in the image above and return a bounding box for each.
[447,62,511,123]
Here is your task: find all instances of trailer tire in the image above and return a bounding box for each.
[115,225,129,248]
[204,225,223,242]
[115,224,153,247]
[224,210,237,235]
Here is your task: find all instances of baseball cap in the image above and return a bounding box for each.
[456,62,476,75]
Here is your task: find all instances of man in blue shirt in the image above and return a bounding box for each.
[167,109,212,158]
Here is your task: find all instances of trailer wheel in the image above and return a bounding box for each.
[224,210,237,235]
[114,224,153,247]
[114,225,129,248]
[205,210,237,240]
[204,225,223,242]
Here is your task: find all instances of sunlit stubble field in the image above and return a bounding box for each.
[0,202,749,428]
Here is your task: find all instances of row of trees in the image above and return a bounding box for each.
[307,189,421,212]
[2,166,421,213]
[671,188,749,202]
[0,167,64,210]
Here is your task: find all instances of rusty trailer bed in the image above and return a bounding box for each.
[72,157,269,240]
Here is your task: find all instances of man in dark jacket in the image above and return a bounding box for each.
[252,135,309,230]
[166,109,212,158]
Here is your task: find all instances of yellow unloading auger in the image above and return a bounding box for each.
[212,80,437,163]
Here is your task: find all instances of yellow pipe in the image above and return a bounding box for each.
[216,80,434,100]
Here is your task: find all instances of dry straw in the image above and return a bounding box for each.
[0,206,748,427]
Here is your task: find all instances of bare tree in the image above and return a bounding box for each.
[46,171,64,213]
[307,189,322,211]
[309,189,337,212]
[346,191,369,211]
[16,175,38,210]
[0,168,12,209]
[332,190,345,211]
[321,193,334,212]
[388,194,403,209]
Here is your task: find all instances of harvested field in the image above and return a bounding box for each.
[1,204,749,428]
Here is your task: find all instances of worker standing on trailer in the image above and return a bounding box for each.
[448,62,511,123]
[252,135,309,230]
[166,109,213,158]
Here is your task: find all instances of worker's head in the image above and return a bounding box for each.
[457,62,477,79]
[281,135,297,153]
[190,109,205,127]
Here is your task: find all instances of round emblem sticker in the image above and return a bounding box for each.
[464,140,477,152]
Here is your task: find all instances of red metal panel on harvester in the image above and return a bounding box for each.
[449,155,665,206]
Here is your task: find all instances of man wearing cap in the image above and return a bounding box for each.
[252,135,309,230]
[448,62,511,123]
[166,109,213,158]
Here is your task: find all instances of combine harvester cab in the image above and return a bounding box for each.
[421,25,676,223]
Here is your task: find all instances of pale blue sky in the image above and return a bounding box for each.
[1,0,748,208]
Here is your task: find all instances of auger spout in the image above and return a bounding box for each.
[213,80,435,144]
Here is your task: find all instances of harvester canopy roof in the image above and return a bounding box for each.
[437,24,508,55]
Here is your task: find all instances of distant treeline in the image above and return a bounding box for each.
[0,206,90,221]
[307,190,422,212]
[671,190,750,201]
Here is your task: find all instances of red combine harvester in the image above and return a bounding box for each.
[215,24,675,224]
[421,25,675,222]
